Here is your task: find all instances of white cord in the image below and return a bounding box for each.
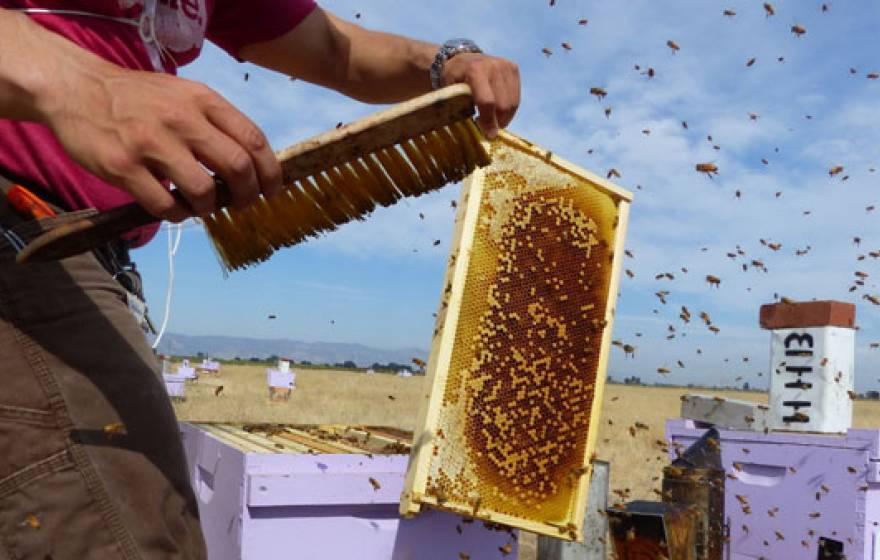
[152,221,183,349]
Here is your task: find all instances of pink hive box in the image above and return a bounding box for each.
[666,418,880,559]
[179,423,518,560]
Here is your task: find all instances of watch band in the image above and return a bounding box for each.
[430,39,482,90]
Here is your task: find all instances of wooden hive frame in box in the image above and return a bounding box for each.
[400,130,632,540]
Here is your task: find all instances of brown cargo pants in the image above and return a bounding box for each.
[0,178,206,559]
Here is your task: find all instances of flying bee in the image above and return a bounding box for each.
[368,477,381,491]
[695,162,719,177]
[723,9,736,16]
[763,3,775,16]
[589,86,607,100]
[499,543,513,556]
[775,531,785,540]
[666,39,680,52]
[809,512,821,518]
[625,269,634,278]
[868,72,880,80]
[657,367,670,375]
[578,18,588,25]
[746,58,756,67]
[214,385,224,397]
[604,106,612,119]
[561,42,572,51]
[705,275,721,288]
[829,165,844,176]
[541,48,553,57]
[606,168,620,179]
[791,24,806,37]
[847,466,857,474]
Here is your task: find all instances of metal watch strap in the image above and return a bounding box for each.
[430,39,482,90]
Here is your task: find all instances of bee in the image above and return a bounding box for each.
[847,466,857,474]
[623,344,636,358]
[746,58,757,67]
[809,512,821,518]
[103,422,126,439]
[643,67,656,78]
[499,543,513,556]
[628,426,637,437]
[682,120,689,129]
[606,168,620,179]
[22,514,40,530]
[735,494,749,505]
[741,447,751,454]
[578,18,589,25]
[459,554,470,560]
[243,72,250,82]
[705,274,721,288]
[723,9,736,16]
[604,107,612,119]
[820,484,830,493]
[541,47,553,57]
[868,72,880,80]
[695,162,719,177]
[763,3,775,16]
[748,113,759,122]
[214,385,224,397]
[761,158,769,165]
[387,395,396,401]
[368,477,381,491]
[657,367,670,375]
[821,3,829,11]
[864,294,880,306]
[589,86,607,99]
[625,269,634,278]
[677,360,685,368]
[829,165,844,176]
[791,24,806,37]
[355,12,361,19]
[775,531,785,540]
[561,42,572,51]
[666,39,680,53]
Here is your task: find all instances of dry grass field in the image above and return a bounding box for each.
[171,364,880,559]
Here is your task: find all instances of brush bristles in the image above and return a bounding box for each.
[205,118,490,272]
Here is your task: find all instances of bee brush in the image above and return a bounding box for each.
[16,84,489,271]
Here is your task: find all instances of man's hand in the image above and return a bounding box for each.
[43,65,282,222]
[440,53,520,140]
[0,9,281,222]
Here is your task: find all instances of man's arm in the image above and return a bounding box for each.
[239,8,520,139]
[0,8,281,220]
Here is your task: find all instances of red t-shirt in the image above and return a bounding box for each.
[0,0,316,246]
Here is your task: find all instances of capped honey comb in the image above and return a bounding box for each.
[401,131,631,540]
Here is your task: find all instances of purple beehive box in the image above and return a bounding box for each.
[179,423,518,560]
[666,418,880,559]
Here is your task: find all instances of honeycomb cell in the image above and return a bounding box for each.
[405,132,630,538]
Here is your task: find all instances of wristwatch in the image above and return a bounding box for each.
[430,38,482,90]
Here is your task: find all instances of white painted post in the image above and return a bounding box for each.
[536,461,609,560]
[761,301,856,433]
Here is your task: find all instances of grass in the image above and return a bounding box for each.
[170,365,880,559]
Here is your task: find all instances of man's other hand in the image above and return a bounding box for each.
[441,53,520,140]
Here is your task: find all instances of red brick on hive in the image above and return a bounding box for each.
[759,300,855,330]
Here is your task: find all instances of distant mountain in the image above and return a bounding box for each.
[155,333,426,367]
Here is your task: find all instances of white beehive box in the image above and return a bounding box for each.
[761,301,856,433]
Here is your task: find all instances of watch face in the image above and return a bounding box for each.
[444,38,476,50]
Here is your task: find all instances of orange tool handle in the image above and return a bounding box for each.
[7,185,56,220]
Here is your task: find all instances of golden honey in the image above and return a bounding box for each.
[402,131,631,539]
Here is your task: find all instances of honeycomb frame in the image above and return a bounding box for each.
[400,131,632,540]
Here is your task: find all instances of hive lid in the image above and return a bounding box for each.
[400,130,631,540]
[759,300,855,330]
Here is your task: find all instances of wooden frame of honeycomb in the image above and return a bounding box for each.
[400,131,632,540]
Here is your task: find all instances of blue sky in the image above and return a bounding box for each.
[135,0,880,389]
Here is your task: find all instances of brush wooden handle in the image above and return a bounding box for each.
[16,84,477,264]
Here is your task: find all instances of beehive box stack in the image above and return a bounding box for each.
[401,131,632,540]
